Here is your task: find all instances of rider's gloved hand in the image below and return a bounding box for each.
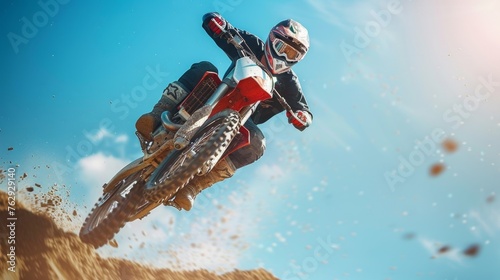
[208,14,227,36]
[286,110,312,131]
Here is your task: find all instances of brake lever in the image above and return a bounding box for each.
[221,29,244,52]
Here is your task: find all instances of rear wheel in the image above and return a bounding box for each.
[79,170,149,248]
[145,109,240,202]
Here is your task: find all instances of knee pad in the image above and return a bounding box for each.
[193,61,218,74]
[228,126,266,170]
[178,61,219,92]
[249,129,266,159]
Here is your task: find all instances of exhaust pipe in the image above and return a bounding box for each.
[161,111,182,131]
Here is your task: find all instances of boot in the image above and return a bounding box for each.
[173,158,236,211]
[135,82,188,141]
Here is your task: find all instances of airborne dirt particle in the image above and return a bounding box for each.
[402,232,416,240]
[437,245,451,254]
[442,138,458,153]
[429,163,445,177]
[19,184,82,233]
[463,244,480,257]
[109,239,119,248]
[8,147,14,151]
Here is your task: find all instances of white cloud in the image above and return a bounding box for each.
[85,127,113,143]
[114,134,129,143]
[76,152,130,200]
[83,127,129,145]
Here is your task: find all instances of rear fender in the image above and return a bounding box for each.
[102,157,146,193]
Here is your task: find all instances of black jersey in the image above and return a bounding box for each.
[202,13,312,126]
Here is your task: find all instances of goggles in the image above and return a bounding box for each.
[271,34,303,63]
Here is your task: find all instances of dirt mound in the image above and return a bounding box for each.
[0,192,277,280]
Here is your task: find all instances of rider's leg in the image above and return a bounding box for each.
[173,157,236,211]
[135,82,188,140]
[135,61,218,140]
[173,119,266,211]
[226,119,266,170]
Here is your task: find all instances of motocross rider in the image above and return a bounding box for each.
[135,12,313,211]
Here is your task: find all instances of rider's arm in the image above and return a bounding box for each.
[281,70,313,116]
[252,70,313,129]
[279,70,313,130]
[202,12,264,62]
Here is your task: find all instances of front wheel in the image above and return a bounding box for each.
[144,109,241,202]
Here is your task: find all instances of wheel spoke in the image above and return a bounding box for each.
[157,124,221,184]
[120,181,136,198]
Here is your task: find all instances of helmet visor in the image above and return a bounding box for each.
[272,37,303,63]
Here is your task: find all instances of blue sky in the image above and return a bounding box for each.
[2,0,500,279]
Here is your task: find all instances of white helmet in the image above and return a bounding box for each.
[264,19,310,74]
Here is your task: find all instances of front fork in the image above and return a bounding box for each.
[238,101,260,125]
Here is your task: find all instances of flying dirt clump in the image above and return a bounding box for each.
[0,191,278,280]
[428,138,460,177]
[429,163,445,177]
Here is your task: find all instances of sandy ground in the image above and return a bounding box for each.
[0,191,278,280]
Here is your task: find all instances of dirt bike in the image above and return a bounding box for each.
[79,28,308,248]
